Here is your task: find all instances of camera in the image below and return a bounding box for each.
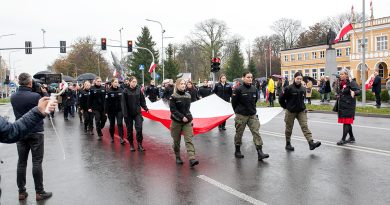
[32,74,62,95]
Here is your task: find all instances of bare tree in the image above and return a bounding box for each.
[271,18,304,49]
[190,19,229,79]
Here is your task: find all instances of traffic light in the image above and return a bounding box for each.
[60,41,66,53]
[127,40,133,52]
[101,38,107,50]
[25,41,32,54]
[211,57,221,73]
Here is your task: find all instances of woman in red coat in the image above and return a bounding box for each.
[335,69,360,145]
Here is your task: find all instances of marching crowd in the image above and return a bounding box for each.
[2,67,389,202]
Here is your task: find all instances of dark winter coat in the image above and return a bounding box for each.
[88,85,106,111]
[337,80,360,118]
[78,89,90,111]
[162,85,174,100]
[145,85,160,102]
[372,75,382,94]
[61,89,76,107]
[279,82,306,113]
[198,85,212,98]
[325,81,332,93]
[11,86,44,133]
[0,107,46,144]
[186,87,199,102]
[231,83,258,116]
[169,90,193,123]
[122,86,148,118]
[105,87,123,114]
[213,82,232,102]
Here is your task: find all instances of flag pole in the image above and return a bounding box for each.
[361,0,366,105]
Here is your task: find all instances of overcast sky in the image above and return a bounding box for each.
[0,0,389,79]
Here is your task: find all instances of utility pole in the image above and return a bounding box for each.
[41,29,46,47]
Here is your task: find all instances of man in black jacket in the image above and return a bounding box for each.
[0,97,57,199]
[231,71,269,161]
[145,80,159,102]
[10,73,53,201]
[88,77,107,140]
[122,76,149,151]
[105,78,124,144]
[372,71,382,108]
[279,72,321,151]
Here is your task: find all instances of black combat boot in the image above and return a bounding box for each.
[176,157,184,165]
[285,141,295,151]
[234,145,244,158]
[129,141,135,151]
[346,125,355,143]
[337,124,349,146]
[189,159,199,167]
[36,191,52,201]
[309,140,321,150]
[256,145,269,161]
[138,142,145,152]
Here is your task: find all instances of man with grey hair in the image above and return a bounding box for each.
[10,73,52,201]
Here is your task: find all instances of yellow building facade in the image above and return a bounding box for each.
[281,16,390,85]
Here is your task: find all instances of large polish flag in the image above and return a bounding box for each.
[334,21,353,43]
[142,94,283,135]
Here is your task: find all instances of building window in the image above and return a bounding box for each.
[304,69,310,76]
[291,54,295,61]
[346,47,350,56]
[378,64,385,77]
[291,70,295,80]
[284,55,288,62]
[377,36,388,51]
[357,38,368,53]
[336,49,342,57]
[298,53,302,61]
[320,51,325,58]
[284,70,289,79]
[319,68,325,77]
[312,52,317,59]
[304,53,309,60]
[312,69,317,79]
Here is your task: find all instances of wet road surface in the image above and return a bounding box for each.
[1,107,390,205]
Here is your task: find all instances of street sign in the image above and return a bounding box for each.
[8,82,16,87]
[139,64,145,70]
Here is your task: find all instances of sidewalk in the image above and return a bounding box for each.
[310,99,390,108]
[0,103,12,119]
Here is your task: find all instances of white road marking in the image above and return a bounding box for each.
[197,175,267,205]
[273,116,390,131]
[225,126,390,157]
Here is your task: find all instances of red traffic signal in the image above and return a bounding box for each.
[101,38,107,50]
[127,40,133,52]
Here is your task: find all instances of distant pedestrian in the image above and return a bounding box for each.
[186,81,199,102]
[386,77,390,103]
[279,72,321,151]
[319,76,325,102]
[372,71,382,108]
[267,76,275,107]
[276,78,283,97]
[261,80,267,100]
[283,76,289,89]
[231,71,269,161]
[324,76,332,102]
[169,78,199,167]
[335,69,360,145]
[305,80,313,104]
[145,80,160,102]
[198,79,212,98]
[213,74,232,130]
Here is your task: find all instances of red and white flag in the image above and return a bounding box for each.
[334,21,353,43]
[141,94,283,135]
[149,63,157,73]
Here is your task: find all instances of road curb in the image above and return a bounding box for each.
[308,110,390,119]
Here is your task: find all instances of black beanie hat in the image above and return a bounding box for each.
[294,72,303,78]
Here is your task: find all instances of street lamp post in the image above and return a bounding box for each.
[146,19,165,81]
[41,29,46,47]
[119,28,124,60]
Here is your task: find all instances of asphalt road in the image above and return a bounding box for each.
[1,104,389,205]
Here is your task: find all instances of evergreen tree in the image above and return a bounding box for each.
[164,44,179,80]
[226,44,244,81]
[247,58,258,78]
[126,27,159,84]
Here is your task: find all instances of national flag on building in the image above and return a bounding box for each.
[334,21,353,43]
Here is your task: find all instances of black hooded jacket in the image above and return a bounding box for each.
[231,83,258,116]
[279,82,306,113]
